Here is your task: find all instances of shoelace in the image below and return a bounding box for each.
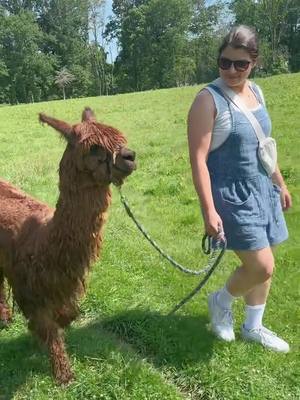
[221,309,233,326]
[250,326,276,336]
[259,327,277,338]
[248,326,278,346]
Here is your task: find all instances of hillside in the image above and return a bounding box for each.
[0,73,299,400]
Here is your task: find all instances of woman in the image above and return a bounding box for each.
[187,25,292,352]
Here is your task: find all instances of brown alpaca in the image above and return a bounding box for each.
[0,107,136,384]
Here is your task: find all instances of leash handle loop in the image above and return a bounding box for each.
[202,234,212,255]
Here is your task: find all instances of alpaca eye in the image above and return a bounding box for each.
[89,144,107,162]
[90,145,100,156]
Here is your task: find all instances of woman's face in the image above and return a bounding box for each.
[218,46,255,88]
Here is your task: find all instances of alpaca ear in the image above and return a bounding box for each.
[39,113,75,143]
[82,107,96,122]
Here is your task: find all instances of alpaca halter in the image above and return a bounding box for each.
[118,187,227,314]
[106,151,117,184]
[112,151,117,165]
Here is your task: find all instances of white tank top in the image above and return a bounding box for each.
[201,78,266,151]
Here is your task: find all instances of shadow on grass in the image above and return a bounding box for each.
[0,310,214,399]
[0,333,49,399]
[100,309,214,369]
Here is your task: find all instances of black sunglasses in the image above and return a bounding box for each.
[218,57,251,72]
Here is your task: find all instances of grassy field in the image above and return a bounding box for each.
[0,73,299,400]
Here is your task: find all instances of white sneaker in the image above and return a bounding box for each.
[241,325,290,353]
[208,292,235,342]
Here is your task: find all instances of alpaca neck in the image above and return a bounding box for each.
[51,184,112,265]
[54,185,111,227]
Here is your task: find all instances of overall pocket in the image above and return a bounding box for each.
[219,180,262,225]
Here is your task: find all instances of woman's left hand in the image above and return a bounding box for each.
[280,186,292,211]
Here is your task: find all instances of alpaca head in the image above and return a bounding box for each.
[39,108,136,187]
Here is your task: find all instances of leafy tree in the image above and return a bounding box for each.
[229,0,299,74]
[0,0,44,14]
[282,0,300,72]
[89,0,114,95]
[0,0,297,102]
[259,0,292,74]
[0,10,56,103]
[0,1,113,101]
[0,60,9,103]
[41,0,112,97]
[89,0,106,45]
[189,0,224,83]
[108,0,192,92]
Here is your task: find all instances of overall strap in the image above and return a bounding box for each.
[207,83,230,105]
[206,82,234,131]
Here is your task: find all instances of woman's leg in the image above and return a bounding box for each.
[209,247,289,351]
[208,247,273,342]
[243,279,271,305]
[227,247,288,351]
[243,245,277,305]
[230,246,278,306]
[227,247,274,299]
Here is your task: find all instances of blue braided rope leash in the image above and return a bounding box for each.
[118,187,227,314]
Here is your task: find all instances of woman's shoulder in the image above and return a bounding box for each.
[200,80,231,116]
[191,86,216,113]
[196,86,215,100]
[188,86,217,127]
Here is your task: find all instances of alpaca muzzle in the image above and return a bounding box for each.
[110,147,136,186]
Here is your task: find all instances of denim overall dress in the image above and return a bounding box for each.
[206,82,288,250]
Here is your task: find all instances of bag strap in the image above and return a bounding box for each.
[249,82,265,107]
[213,79,266,143]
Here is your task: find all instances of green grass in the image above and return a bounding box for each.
[0,73,300,399]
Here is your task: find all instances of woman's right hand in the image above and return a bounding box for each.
[203,209,224,240]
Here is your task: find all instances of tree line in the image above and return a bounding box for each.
[0,0,299,104]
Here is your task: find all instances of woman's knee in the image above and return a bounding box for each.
[237,248,275,282]
[254,261,274,281]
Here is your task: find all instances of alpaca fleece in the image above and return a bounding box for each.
[0,108,136,384]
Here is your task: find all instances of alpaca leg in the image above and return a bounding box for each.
[49,334,74,385]
[29,315,74,385]
[0,268,11,328]
[56,304,79,328]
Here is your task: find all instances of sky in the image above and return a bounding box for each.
[102,0,117,62]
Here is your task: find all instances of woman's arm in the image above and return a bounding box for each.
[272,164,292,210]
[187,90,224,237]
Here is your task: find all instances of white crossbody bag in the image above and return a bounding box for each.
[214,80,277,177]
